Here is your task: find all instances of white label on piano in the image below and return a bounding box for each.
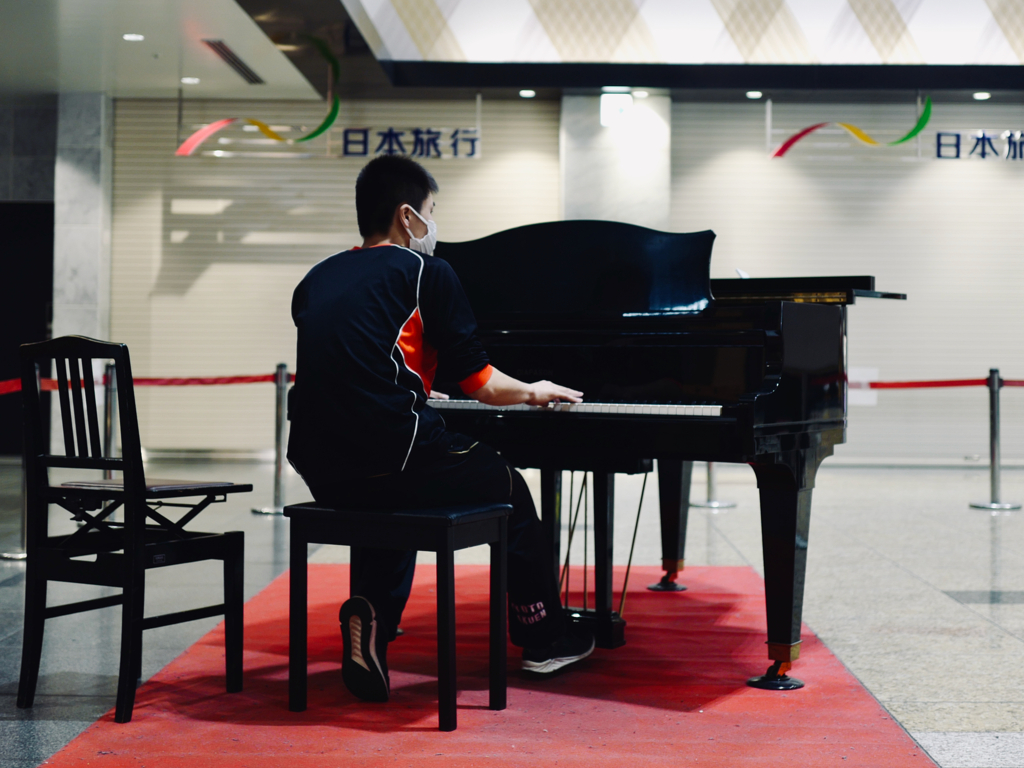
[848,367,879,406]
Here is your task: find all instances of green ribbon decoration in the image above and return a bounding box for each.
[887,97,932,146]
[294,94,340,143]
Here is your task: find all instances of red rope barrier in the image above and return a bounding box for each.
[0,371,1013,395]
[867,379,988,389]
[0,372,296,395]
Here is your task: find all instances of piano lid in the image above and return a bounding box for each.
[434,220,715,324]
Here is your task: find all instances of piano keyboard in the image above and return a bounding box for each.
[429,399,722,417]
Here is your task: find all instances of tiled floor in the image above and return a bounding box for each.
[1,458,1022,767]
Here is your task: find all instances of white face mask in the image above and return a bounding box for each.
[404,205,438,256]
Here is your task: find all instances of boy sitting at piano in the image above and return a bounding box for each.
[287,154,595,703]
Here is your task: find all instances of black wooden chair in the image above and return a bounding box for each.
[285,501,512,731]
[16,336,252,723]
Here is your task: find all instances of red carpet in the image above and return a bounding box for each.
[48,565,935,767]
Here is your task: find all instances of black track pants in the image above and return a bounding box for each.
[304,432,567,649]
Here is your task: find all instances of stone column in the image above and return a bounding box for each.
[560,92,671,229]
[52,93,113,341]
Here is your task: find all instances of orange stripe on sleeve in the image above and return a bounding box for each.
[459,364,493,395]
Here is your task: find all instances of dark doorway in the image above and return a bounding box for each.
[0,202,53,455]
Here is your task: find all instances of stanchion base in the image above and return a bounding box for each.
[747,662,804,691]
[691,500,737,509]
[251,507,284,516]
[1,550,27,561]
[970,501,1022,511]
[647,578,687,592]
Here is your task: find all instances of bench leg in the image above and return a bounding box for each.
[489,519,507,711]
[289,533,308,712]
[224,531,244,693]
[437,534,457,731]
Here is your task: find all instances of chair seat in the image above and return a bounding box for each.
[284,502,513,527]
[60,479,252,497]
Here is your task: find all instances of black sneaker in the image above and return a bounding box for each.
[339,597,389,702]
[522,630,595,674]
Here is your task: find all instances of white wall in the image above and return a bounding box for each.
[671,100,1024,462]
[110,95,1024,461]
[111,97,561,451]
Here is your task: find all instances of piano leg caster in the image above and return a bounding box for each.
[647,572,687,592]
[747,660,804,691]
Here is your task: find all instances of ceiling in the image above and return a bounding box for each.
[0,0,320,100]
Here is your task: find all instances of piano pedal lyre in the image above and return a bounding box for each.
[647,559,687,592]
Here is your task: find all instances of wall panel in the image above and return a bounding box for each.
[671,100,1024,461]
[111,97,560,451]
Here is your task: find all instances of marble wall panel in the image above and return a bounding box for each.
[54,149,102,227]
[0,102,56,203]
[52,227,99,305]
[561,94,671,230]
[56,93,103,150]
[11,156,55,201]
[51,93,112,346]
[0,154,10,201]
[12,108,57,156]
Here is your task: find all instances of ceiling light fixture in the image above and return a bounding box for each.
[632,90,649,98]
[519,89,536,98]
[973,91,991,100]
[181,77,201,85]
[746,90,763,99]
[122,33,145,42]
[601,86,631,93]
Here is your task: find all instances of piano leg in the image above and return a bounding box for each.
[540,469,562,581]
[747,449,824,691]
[565,472,626,648]
[649,459,693,592]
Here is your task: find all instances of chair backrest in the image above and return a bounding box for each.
[20,336,146,500]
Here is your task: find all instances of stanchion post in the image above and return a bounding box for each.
[1,457,28,561]
[253,363,288,515]
[971,369,1020,511]
[691,462,737,510]
[103,362,116,479]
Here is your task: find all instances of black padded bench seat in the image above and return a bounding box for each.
[284,501,513,731]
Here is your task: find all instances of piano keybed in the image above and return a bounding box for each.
[429,399,723,417]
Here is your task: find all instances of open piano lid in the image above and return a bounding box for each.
[434,220,715,325]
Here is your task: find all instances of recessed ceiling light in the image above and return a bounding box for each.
[746,90,763,99]
[181,77,201,85]
[973,91,991,100]
[601,86,631,93]
[122,33,145,42]
[632,90,649,98]
[519,89,536,98]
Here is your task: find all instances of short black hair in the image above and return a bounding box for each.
[355,155,439,238]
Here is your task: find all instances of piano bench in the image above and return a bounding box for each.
[284,501,513,732]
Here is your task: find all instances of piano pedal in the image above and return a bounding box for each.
[747,660,804,691]
[647,572,687,592]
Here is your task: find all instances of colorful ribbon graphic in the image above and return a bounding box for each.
[175,37,341,157]
[772,97,932,158]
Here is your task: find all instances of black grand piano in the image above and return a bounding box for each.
[431,220,904,690]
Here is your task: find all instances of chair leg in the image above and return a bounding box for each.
[224,531,244,693]
[115,568,145,723]
[436,535,457,731]
[489,520,507,711]
[16,568,47,709]
[289,531,308,712]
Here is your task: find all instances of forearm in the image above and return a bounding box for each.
[469,367,583,407]
[470,368,534,406]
